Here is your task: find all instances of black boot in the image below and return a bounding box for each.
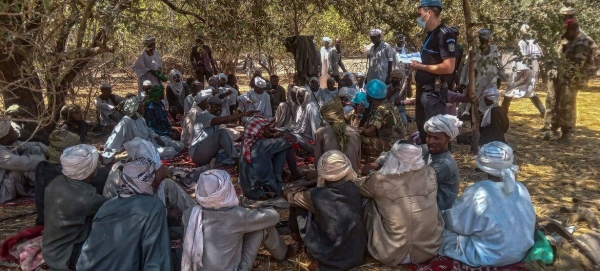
[501,96,512,112]
[530,95,546,118]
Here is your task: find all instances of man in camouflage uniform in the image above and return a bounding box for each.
[359,79,405,155]
[542,19,596,143]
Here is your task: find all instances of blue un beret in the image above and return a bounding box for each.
[419,0,443,9]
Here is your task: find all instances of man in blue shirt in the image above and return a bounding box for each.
[411,0,458,143]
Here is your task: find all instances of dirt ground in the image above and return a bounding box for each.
[1,70,599,271]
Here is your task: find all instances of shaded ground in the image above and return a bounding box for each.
[1,73,599,271]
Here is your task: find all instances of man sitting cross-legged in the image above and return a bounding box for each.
[357,142,443,265]
[77,157,172,271]
[181,169,297,271]
[283,151,366,271]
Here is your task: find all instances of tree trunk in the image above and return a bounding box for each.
[462,0,480,153]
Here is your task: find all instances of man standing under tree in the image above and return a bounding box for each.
[542,19,595,144]
[190,34,218,84]
[366,29,394,84]
[410,0,457,144]
[329,38,348,83]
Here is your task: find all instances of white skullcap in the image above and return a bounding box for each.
[369,29,382,36]
[254,77,267,88]
[182,170,238,271]
[317,150,357,187]
[60,144,99,180]
[356,71,365,78]
[0,120,12,139]
[143,80,152,86]
[477,141,518,194]
[123,137,161,170]
[424,114,462,140]
[379,143,425,175]
[323,37,332,43]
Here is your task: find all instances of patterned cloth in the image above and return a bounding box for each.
[46,130,80,164]
[117,158,157,197]
[362,100,403,154]
[319,100,348,152]
[242,116,271,163]
[123,96,142,117]
[408,255,524,271]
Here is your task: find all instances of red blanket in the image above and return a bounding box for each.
[0,226,44,262]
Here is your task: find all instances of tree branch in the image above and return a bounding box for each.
[76,0,99,48]
[158,0,205,23]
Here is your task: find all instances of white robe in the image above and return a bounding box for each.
[438,180,535,267]
[292,101,321,144]
[0,142,47,203]
[238,90,272,120]
[94,95,124,126]
[102,116,183,163]
[320,47,332,88]
[504,39,543,98]
[132,50,163,93]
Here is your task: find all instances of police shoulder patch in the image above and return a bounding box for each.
[447,39,456,52]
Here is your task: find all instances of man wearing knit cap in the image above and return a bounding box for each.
[0,121,47,203]
[367,29,394,84]
[42,144,107,271]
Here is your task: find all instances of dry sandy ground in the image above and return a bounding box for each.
[1,73,599,271]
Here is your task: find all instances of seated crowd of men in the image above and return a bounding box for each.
[0,60,536,270]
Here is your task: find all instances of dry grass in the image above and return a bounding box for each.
[1,72,600,271]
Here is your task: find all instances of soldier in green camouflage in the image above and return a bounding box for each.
[359,79,405,155]
[542,19,596,144]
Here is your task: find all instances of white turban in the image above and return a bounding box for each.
[369,29,382,36]
[379,142,425,175]
[477,141,518,194]
[118,158,157,197]
[317,150,357,187]
[323,37,332,43]
[0,120,12,139]
[60,144,99,180]
[195,89,213,104]
[143,80,152,86]
[424,114,462,140]
[481,87,500,127]
[182,170,239,271]
[254,77,267,89]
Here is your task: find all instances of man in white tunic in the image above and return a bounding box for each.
[502,24,546,117]
[94,83,124,128]
[438,141,535,267]
[238,77,273,122]
[132,36,165,93]
[102,96,184,164]
[292,87,321,152]
[320,37,333,88]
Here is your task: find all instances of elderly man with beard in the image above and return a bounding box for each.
[77,156,172,271]
[367,114,461,210]
[42,145,106,271]
[357,142,443,265]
